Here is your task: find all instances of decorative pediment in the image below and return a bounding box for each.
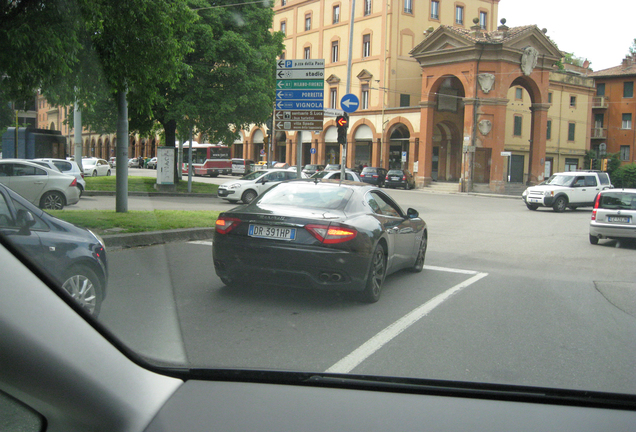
[505,27,563,59]
[326,74,341,84]
[410,24,562,68]
[410,26,473,57]
[357,69,373,81]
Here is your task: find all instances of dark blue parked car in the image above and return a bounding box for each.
[0,183,108,316]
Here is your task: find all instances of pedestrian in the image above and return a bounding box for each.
[138,155,143,168]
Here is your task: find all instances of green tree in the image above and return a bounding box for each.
[130,0,284,149]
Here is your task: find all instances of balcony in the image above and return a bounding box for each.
[592,96,609,109]
[591,127,607,139]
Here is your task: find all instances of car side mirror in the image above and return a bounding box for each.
[16,209,36,230]
[407,208,419,219]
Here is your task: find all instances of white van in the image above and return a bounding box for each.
[232,158,254,175]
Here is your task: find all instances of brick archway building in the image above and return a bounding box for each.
[411,22,562,192]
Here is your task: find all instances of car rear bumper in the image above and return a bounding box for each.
[213,236,370,291]
[590,222,636,240]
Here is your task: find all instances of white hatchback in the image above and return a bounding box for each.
[217,169,301,204]
[0,159,80,210]
[589,188,636,245]
[82,158,112,177]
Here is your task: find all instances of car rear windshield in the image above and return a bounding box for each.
[599,192,636,210]
[258,183,353,209]
[362,168,377,173]
[387,170,403,176]
[598,172,611,185]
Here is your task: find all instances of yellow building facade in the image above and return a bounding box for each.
[237,0,501,174]
[504,71,594,181]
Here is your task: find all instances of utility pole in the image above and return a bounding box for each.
[342,0,356,180]
[115,89,129,213]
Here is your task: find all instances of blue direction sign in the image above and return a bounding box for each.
[276,90,324,100]
[276,100,324,110]
[340,94,359,113]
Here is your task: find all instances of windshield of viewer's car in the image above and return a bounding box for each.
[2,0,636,402]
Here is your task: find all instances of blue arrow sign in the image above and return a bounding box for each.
[276,100,324,110]
[340,94,359,113]
[276,90,324,100]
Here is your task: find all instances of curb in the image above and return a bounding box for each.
[103,227,215,249]
[84,191,216,198]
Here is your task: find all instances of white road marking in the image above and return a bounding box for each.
[326,267,489,374]
[189,240,213,246]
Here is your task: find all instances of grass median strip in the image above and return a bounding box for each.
[48,210,220,236]
[85,176,219,194]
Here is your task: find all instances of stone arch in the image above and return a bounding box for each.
[250,128,265,161]
[349,121,376,169]
[433,120,462,181]
[427,74,468,104]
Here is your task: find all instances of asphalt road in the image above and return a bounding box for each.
[96,190,636,395]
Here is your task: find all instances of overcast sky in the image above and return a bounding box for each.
[497,0,634,71]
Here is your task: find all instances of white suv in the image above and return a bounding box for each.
[522,171,612,212]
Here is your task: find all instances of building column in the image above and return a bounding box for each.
[461,99,477,192]
[416,102,436,186]
[529,103,550,184]
[372,138,381,167]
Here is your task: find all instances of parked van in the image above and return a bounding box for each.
[232,158,254,175]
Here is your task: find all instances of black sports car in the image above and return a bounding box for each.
[0,183,108,316]
[213,179,427,302]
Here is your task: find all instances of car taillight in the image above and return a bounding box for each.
[215,216,241,234]
[591,193,601,221]
[402,175,406,181]
[306,224,357,244]
[70,178,77,187]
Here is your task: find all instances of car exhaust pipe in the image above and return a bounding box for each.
[319,272,343,282]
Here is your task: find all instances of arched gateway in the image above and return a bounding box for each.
[410,21,562,192]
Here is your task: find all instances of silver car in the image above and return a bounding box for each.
[0,159,80,210]
[589,189,636,245]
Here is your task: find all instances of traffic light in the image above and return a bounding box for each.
[601,158,608,171]
[336,114,348,145]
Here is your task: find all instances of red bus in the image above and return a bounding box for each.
[181,142,232,177]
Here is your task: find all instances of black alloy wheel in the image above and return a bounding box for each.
[410,233,427,273]
[360,244,387,303]
[552,196,567,213]
[40,191,65,210]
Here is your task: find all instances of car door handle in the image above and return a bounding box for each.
[387,227,399,234]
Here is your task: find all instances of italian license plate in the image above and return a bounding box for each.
[248,224,296,240]
[390,176,400,181]
[608,216,631,223]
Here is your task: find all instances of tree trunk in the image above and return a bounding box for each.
[161,118,179,183]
